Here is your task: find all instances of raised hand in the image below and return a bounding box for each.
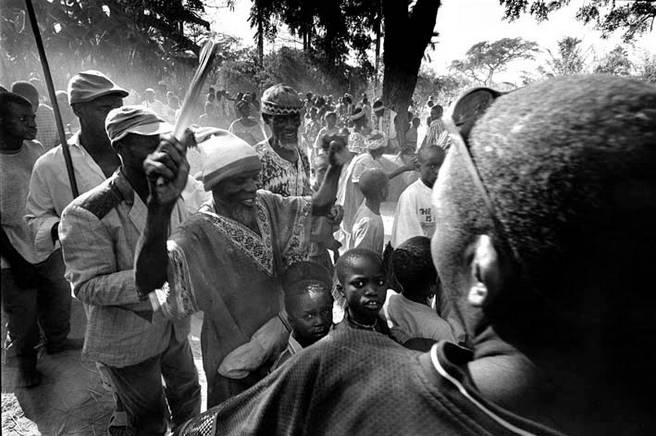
[144,129,195,208]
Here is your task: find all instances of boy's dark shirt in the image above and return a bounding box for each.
[177,328,564,436]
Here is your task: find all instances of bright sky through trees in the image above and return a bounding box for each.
[208,0,654,84]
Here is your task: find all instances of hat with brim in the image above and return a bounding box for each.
[105,105,171,143]
[373,100,385,113]
[68,70,129,105]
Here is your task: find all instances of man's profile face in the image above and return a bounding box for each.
[3,103,37,141]
[268,113,301,149]
[214,168,260,208]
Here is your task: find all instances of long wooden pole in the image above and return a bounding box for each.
[24,0,79,198]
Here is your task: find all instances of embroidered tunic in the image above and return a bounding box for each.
[255,140,312,197]
[165,190,313,407]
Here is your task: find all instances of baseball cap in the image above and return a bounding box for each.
[68,70,129,105]
[105,106,172,143]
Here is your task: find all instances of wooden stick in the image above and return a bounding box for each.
[24,0,79,198]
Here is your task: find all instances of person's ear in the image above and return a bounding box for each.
[468,234,501,308]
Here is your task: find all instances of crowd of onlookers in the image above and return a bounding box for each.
[2,71,656,436]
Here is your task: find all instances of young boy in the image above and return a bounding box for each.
[348,169,387,254]
[271,262,334,371]
[335,248,389,334]
[382,236,461,347]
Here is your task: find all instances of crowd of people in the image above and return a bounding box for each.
[1,69,655,436]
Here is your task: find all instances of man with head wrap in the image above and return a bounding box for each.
[59,106,202,435]
[134,128,346,407]
[255,84,312,197]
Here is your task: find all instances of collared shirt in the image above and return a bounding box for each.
[26,132,210,259]
[59,170,191,367]
[26,132,107,258]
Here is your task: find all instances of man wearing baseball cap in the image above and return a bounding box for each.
[59,106,201,435]
[26,70,128,261]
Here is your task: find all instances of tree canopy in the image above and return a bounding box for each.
[1,0,209,89]
[450,37,539,85]
[500,0,656,43]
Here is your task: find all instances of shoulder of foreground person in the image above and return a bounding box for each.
[178,330,565,436]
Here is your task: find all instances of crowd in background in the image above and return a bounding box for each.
[2,69,656,436]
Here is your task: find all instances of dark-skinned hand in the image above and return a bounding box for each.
[144,129,194,208]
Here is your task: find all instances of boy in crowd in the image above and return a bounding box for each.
[382,236,457,347]
[1,92,78,388]
[391,145,445,246]
[271,262,333,371]
[334,249,389,334]
[348,169,387,254]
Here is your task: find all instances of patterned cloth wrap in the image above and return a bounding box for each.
[260,84,303,116]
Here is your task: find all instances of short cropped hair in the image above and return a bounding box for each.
[358,168,388,200]
[282,262,332,307]
[444,75,656,323]
[335,248,383,284]
[391,237,437,297]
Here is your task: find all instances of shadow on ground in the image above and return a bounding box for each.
[2,299,206,436]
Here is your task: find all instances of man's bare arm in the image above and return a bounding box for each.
[134,132,191,298]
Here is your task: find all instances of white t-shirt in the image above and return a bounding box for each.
[383,291,455,343]
[391,178,435,247]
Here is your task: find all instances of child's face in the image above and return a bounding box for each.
[340,257,387,324]
[287,287,333,346]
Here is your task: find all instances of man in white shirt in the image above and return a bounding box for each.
[391,145,445,247]
[26,70,128,260]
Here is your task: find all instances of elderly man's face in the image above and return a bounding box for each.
[213,169,260,208]
[268,113,301,150]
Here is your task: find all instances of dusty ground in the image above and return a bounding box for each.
[1,201,398,436]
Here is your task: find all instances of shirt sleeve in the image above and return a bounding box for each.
[391,187,423,247]
[25,158,61,258]
[59,203,141,306]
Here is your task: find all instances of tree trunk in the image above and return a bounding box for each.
[382,0,441,150]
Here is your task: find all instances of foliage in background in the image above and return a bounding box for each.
[500,0,656,43]
[539,36,590,77]
[594,45,633,75]
[0,0,209,92]
[450,37,539,85]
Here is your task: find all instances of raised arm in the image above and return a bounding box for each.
[134,132,191,297]
[312,140,344,216]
